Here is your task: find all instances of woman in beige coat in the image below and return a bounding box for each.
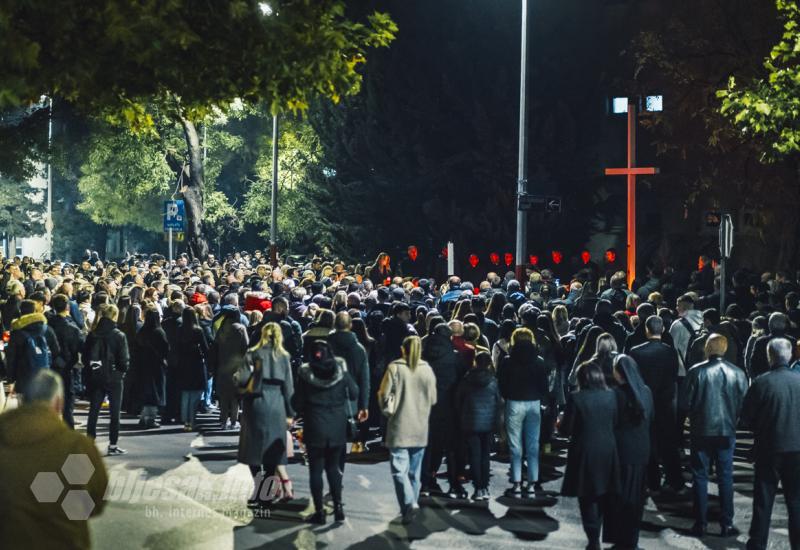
[379,335,437,524]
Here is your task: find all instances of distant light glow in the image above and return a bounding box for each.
[645,95,663,112]
[322,167,336,178]
[612,97,628,114]
[258,2,273,16]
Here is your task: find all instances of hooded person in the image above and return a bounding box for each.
[420,323,462,496]
[291,339,357,525]
[603,354,654,549]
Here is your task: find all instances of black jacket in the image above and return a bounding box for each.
[82,317,130,380]
[561,388,620,497]
[624,322,674,353]
[176,326,209,391]
[456,366,500,433]
[614,385,654,466]
[741,365,800,458]
[421,332,461,434]
[291,358,358,448]
[749,332,797,379]
[497,341,548,401]
[379,315,414,365]
[628,340,679,410]
[328,330,370,411]
[47,313,84,371]
[679,356,748,438]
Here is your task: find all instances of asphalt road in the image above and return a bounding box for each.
[77,404,792,550]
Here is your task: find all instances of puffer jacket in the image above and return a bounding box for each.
[456,366,500,433]
[6,313,60,394]
[679,356,748,437]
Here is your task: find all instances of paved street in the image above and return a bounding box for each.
[81,404,792,550]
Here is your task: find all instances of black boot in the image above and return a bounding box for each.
[334,503,345,522]
[307,510,326,525]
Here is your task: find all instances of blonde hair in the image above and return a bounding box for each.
[510,327,535,347]
[92,303,119,331]
[401,335,422,370]
[252,322,287,357]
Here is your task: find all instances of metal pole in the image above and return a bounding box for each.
[270,115,279,267]
[720,257,727,314]
[626,99,637,289]
[168,228,173,267]
[514,0,529,283]
[46,97,54,260]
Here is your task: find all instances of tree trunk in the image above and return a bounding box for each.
[178,116,209,260]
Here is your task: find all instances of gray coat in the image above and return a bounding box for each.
[237,347,295,466]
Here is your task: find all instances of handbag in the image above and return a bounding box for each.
[380,361,401,417]
[235,353,263,398]
[343,376,358,442]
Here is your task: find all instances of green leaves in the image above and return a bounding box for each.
[719,0,800,159]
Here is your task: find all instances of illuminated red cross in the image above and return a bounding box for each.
[604,100,659,289]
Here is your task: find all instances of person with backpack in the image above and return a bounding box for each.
[83,303,130,456]
[6,299,59,400]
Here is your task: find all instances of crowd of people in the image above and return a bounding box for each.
[1,249,800,550]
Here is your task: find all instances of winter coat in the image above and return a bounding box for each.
[328,330,370,411]
[6,313,60,396]
[497,340,549,402]
[421,333,461,431]
[561,388,620,497]
[81,317,130,387]
[213,319,248,401]
[176,327,209,391]
[456,366,500,433]
[47,313,84,372]
[291,357,357,448]
[614,385,654,466]
[380,315,415,365]
[133,327,169,407]
[0,404,108,550]
[680,356,748,438]
[238,347,295,465]
[379,358,437,448]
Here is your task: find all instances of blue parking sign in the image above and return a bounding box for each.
[164,200,186,232]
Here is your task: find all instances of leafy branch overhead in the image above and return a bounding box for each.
[0,0,397,125]
[718,0,800,159]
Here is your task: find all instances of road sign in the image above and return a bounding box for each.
[164,200,185,232]
[546,196,562,213]
[719,214,734,259]
[518,194,562,213]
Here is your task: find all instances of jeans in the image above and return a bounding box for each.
[87,372,124,445]
[308,445,344,511]
[506,399,541,484]
[690,435,735,528]
[56,367,75,429]
[747,452,800,550]
[202,376,214,407]
[180,390,203,427]
[390,447,425,514]
[466,432,492,490]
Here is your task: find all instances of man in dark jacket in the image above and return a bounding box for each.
[161,300,184,424]
[328,312,370,453]
[420,324,462,497]
[741,338,800,550]
[680,334,748,538]
[6,299,59,399]
[748,312,797,379]
[578,299,629,351]
[628,315,685,493]
[685,309,741,370]
[47,294,85,428]
[624,303,675,352]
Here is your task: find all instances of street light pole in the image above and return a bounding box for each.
[46,96,54,261]
[270,115,279,267]
[515,0,529,283]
